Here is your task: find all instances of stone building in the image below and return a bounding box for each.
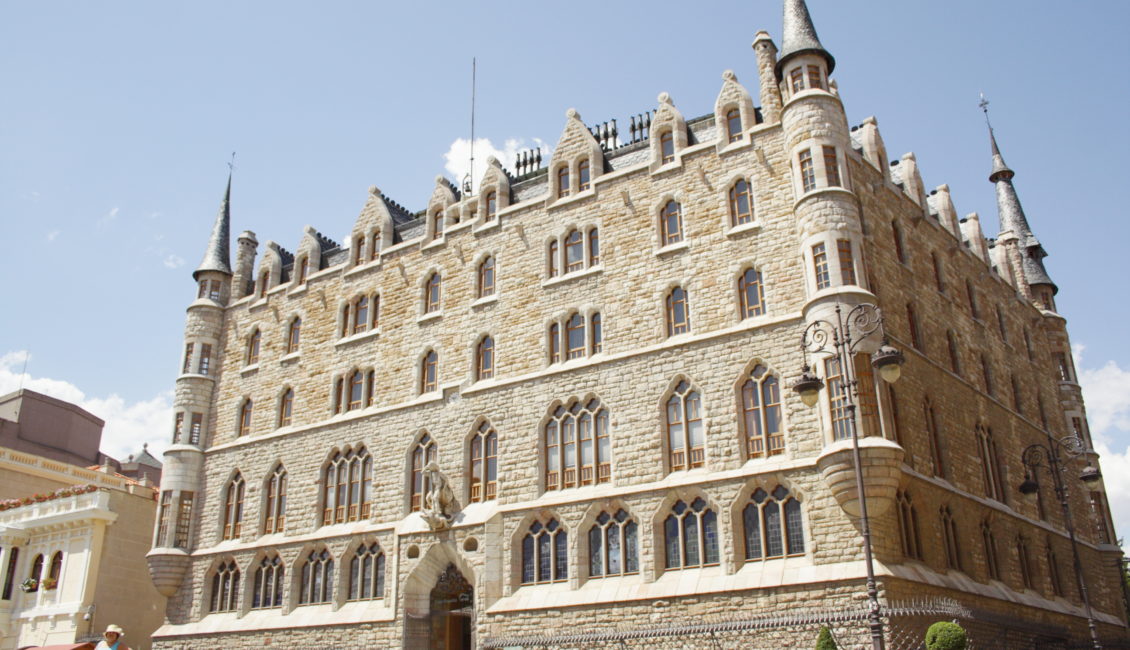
[146,1,1127,647]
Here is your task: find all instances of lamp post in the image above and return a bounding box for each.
[791,303,904,650]
[1018,434,1104,649]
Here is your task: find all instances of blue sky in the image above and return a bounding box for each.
[1,1,1128,541]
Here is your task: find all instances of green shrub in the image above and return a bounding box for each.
[815,626,837,650]
[925,621,967,650]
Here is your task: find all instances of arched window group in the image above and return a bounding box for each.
[209,559,239,612]
[547,227,599,278]
[323,447,372,525]
[666,381,704,471]
[589,509,638,578]
[740,365,782,459]
[544,398,610,490]
[252,554,284,609]
[333,368,376,414]
[469,421,498,503]
[298,548,334,605]
[548,311,602,363]
[349,542,386,600]
[341,293,380,337]
[410,434,438,511]
[222,473,245,540]
[521,519,567,585]
[664,498,718,569]
[742,486,804,561]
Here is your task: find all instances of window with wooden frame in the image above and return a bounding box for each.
[941,506,961,570]
[725,108,742,143]
[823,146,841,187]
[476,336,494,381]
[421,350,438,393]
[410,434,438,511]
[557,166,570,198]
[173,413,184,443]
[741,364,783,459]
[257,270,270,298]
[924,402,945,478]
[353,235,366,265]
[209,559,239,613]
[246,330,260,365]
[424,273,441,314]
[589,509,639,578]
[263,464,286,534]
[432,210,445,240]
[812,243,830,290]
[738,267,766,319]
[743,486,805,561]
[659,130,675,163]
[789,67,804,94]
[298,548,334,605]
[824,356,851,441]
[183,343,194,374]
[664,498,718,569]
[322,447,372,525]
[578,159,591,191]
[278,388,293,427]
[854,354,880,437]
[222,473,245,540]
[807,65,824,90]
[666,380,704,471]
[287,318,301,354]
[729,179,753,226]
[174,492,194,548]
[353,296,370,334]
[333,377,344,414]
[837,239,856,284]
[588,227,600,265]
[897,491,922,560]
[982,521,1000,580]
[365,370,375,407]
[485,191,497,221]
[659,200,683,246]
[190,413,202,445]
[251,554,284,609]
[521,519,568,584]
[565,230,584,273]
[547,240,560,278]
[469,420,498,503]
[665,286,690,336]
[295,256,308,284]
[348,369,364,410]
[976,425,1006,503]
[195,343,210,376]
[544,398,610,490]
[238,400,253,437]
[349,542,386,601]
[565,313,585,360]
[478,256,495,298]
[548,323,561,364]
[590,312,602,354]
[798,149,815,192]
[369,231,381,260]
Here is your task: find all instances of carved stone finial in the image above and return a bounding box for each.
[486,155,499,166]
[658,92,672,105]
[722,69,737,81]
[566,107,580,120]
[434,175,445,185]
[368,185,380,196]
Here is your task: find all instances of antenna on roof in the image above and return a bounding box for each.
[463,58,477,196]
[978,92,992,128]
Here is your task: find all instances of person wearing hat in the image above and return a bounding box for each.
[94,624,130,650]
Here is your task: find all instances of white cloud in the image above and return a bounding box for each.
[97,206,120,227]
[163,254,185,269]
[45,229,60,242]
[0,350,171,466]
[443,136,551,194]
[1075,346,1130,547]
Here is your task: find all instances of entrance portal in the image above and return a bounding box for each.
[428,563,473,649]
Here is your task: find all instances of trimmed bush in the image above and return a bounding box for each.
[925,621,967,650]
[815,626,838,650]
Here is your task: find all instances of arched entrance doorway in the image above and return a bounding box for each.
[428,563,473,649]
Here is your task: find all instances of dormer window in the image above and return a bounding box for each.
[353,235,365,265]
[565,230,584,273]
[578,159,591,191]
[557,166,570,198]
[369,231,381,261]
[807,65,824,90]
[659,131,675,164]
[726,109,742,143]
[486,192,497,221]
[432,211,444,240]
[660,200,683,246]
[295,256,308,284]
[257,271,270,299]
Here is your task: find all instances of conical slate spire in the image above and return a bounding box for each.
[775,0,835,79]
[986,122,1056,293]
[193,173,233,280]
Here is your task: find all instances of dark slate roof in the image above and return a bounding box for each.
[193,174,232,280]
[988,128,1056,292]
[776,0,835,79]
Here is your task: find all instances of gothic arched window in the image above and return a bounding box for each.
[663,498,718,569]
[286,317,301,354]
[410,434,438,512]
[589,509,638,578]
[476,337,494,381]
[421,350,438,393]
[424,272,442,314]
[741,365,783,459]
[478,256,496,298]
[729,179,753,226]
[322,447,372,525]
[521,518,567,584]
[738,268,765,319]
[742,486,804,560]
[222,473,245,540]
[251,553,284,609]
[209,559,240,612]
[298,548,334,605]
[666,286,689,336]
[349,542,385,600]
[660,200,682,246]
[666,380,704,471]
[469,421,498,503]
[263,464,287,534]
[544,398,610,490]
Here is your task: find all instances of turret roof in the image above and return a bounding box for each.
[776,0,835,79]
[193,173,232,280]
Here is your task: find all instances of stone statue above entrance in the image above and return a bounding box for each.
[421,461,456,530]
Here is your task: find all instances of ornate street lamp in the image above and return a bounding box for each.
[1019,435,1104,649]
[791,303,903,650]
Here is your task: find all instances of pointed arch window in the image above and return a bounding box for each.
[947,330,962,376]
[897,491,922,560]
[557,166,570,198]
[941,506,962,571]
[660,200,683,246]
[476,336,494,381]
[421,350,438,393]
[666,380,704,471]
[432,210,445,240]
[578,159,591,191]
[665,286,690,336]
[664,498,718,569]
[348,369,364,410]
[246,329,260,365]
[251,553,284,609]
[741,364,783,459]
[485,191,498,221]
[222,473,245,540]
[238,400,253,437]
[521,519,568,584]
[424,272,442,314]
[547,240,560,277]
[264,464,287,534]
[478,256,495,298]
[976,425,1006,503]
[298,548,334,605]
[659,130,675,164]
[349,542,386,600]
[729,178,753,226]
[726,108,742,143]
[353,295,370,334]
[738,268,765,318]
[743,486,804,560]
[27,554,43,591]
[287,317,301,354]
[295,255,309,284]
[545,398,610,490]
[278,388,293,427]
[209,559,240,612]
[410,434,438,512]
[588,227,600,265]
[322,447,372,525]
[565,230,584,273]
[924,402,945,478]
[353,235,366,265]
[48,551,62,585]
[469,421,498,502]
[565,313,585,359]
[589,509,638,578]
[982,521,1000,580]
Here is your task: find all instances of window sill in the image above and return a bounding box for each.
[793,186,854,209]
[343,260,380,278]
[473,218,502,235]
[417,311,443,325]
[334,329,381,348]
[547,188,596,210]
[421,236,446,251]
[279,352,301,364]
[177,372,215,382]
[240,364,260,376]
[472,294,499,308]
[655,241,689,257]
[287,284,308,297]
[717,137,751,155]
[191,297,225,308]
[542,265,603,288]
[725,221,761,238]
[650,159,684,176]
[248,298,269,311]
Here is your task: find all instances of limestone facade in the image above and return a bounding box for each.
[147,3,1127,648]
